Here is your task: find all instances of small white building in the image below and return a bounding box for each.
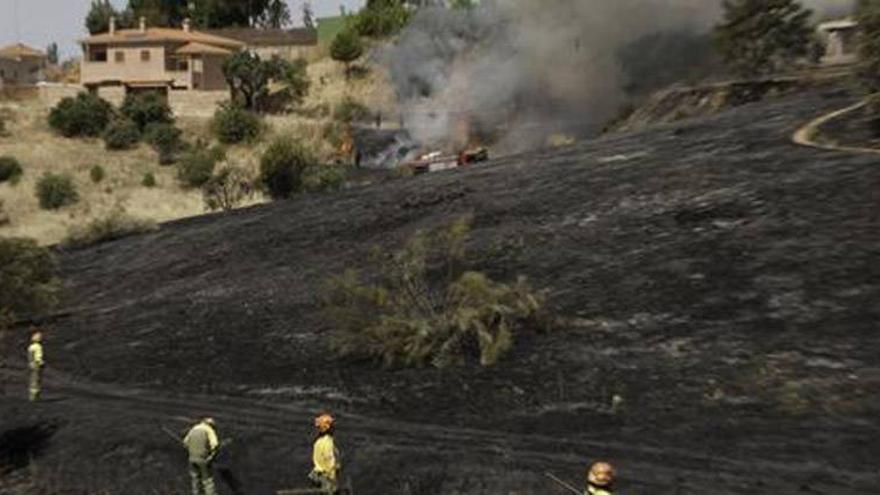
[817,18,858,66]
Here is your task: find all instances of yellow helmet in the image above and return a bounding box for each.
[203,417,216,427]
[588,461,615,487]
[31,331,43,343]
[314,413,334,433]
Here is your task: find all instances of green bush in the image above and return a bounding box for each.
[303,164,346,193]
[35,173,78,210]
[89,165,106,183]
[62,210,157,249]
[0,156,23,185]
[330,28,365,77]
[144,123,183,165]
[354,0,410,39]
[0,237,59,331]
[120,91,172,132]
[141,172,157,188]
[323,217,549,368]
[211,104,263,144]
[48,92,114,138]
[202,165,254,211]
[333,97,370,124]
[178,144,225,188]
[259,138,318,200]
[103,118,141,150]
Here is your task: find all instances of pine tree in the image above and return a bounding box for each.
[713,0,813,77]
[46,43,59,65]
[330,28,364,79]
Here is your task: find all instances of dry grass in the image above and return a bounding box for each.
[0,51,397,245]
[0,98,205,245]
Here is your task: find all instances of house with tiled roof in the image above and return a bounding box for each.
[0,43,47,86]
[80,17,244,92]
[205,27,318,60]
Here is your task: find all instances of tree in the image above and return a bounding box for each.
[127,0,189,27]
[713,0,813,77]
[85,0,135,34]
[269,57,311,106]
[302,1,315,29]
[223,51,272,111]
[192,0,270,28]
[356,0,411,38]
[46,43,59,65]
[257,0,292,28]
[330,28,364,78]
[856,0,880,92]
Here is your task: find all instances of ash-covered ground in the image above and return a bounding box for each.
[1,85,878,494]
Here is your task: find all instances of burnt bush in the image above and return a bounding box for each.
[323,216,549,368]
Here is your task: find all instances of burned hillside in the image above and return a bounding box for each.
[0,82,877,494]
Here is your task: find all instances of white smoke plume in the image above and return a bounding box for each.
[381,0,855,154]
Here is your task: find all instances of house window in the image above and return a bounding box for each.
[141,50,151,62]
[89,46,108,62]
[115,51,125,63]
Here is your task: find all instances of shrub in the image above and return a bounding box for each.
[144,123,183,165]
[259,138,318,199]
[178,144,225,188]
[35,173,78,210]
[354,0,410,39]
[303,164,346,193]
[0,237,59,332]
[48,92,114,138]
[212,104,263,144]
[323,217,549,368]
[89,165,105,183]
[0,156,23,185]
[141,172,157,188]
[120,91,172,132]
[103,118,141,150]
[62,210,157,249]
[202,165,254,211]
[333,97,370,124]
[0,200,8,226]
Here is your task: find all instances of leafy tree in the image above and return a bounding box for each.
[303,1,315,29]
[713,0,813,77]
[330,28,365,78]
[46,43,59,65]
[856,0,880,92]
[268,57,311,107]
[192,0,271,28]
[257,0,292,28]
[223,51,272,111]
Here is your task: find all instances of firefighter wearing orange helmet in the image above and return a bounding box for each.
[587,461,616,495]
[309,413,340,494]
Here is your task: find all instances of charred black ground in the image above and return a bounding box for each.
[1,85,878,494]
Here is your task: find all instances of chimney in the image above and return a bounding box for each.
[182,18,192,33]
[139,16,147,33]
[109,16,116,35]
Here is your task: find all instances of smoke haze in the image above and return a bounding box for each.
[382,0,855,153]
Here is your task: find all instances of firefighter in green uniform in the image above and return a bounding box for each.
[27,329,45,402]
[182,417,220,495]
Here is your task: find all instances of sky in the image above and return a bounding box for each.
[0,0,366,58]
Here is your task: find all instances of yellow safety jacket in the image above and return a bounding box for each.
[183,422,219,464]
[312,434,339,480]
[28,343,44,370]
[586,486,613,495]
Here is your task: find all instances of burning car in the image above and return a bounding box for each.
[405,146,490,175]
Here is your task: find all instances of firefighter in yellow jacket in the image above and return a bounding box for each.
[586,461,616,495]
[183,417,220,495]
[309,413,340,494]
[27,329,45,402]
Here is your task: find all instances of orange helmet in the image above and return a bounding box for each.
[588,461,615,487]
[314,413,334,433]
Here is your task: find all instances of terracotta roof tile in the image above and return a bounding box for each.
[83,28,244,49]
[176,42,233,55]
[0,43,46,60]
